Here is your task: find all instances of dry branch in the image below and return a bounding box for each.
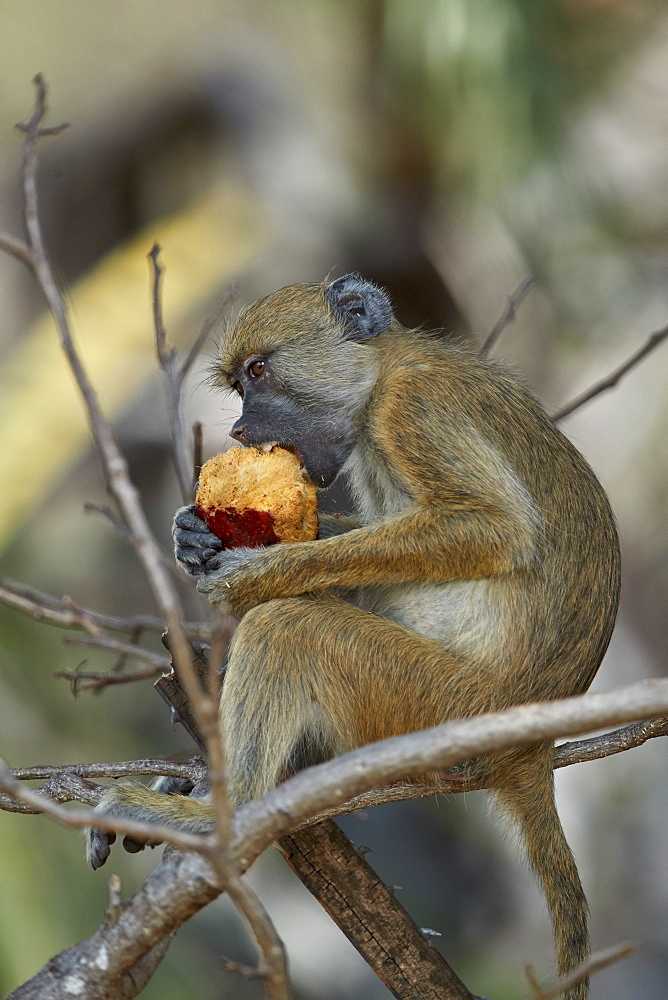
[524,940,635,1000]
[553,321,668,420]
[8,73,202,738]
[59,635,170,672]
[3,713,665,821]
[0,76,289,999]
[149,243,193,503]
[4,675,661,1000]
[279,822,475,1000]
[0,574,212,640]
[478,275,535,357]
[231,678,668,870]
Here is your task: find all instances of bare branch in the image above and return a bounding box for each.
[0,759,206,816]
[192,420,204,493]
[11,75,206,768]
[150,249,237,504]
[179,282,238,378]
[524,940,634,1000]
[233,678,668,869]
[0,771,102,814]
[279,822,475,999]
[252,712,668,827]
[225,877,290,1000]
[60,635,170,673]
[0,231,33,267]
[83,501,136,542]
[163,628,291,999]
[0,758,214,856]
[553,321,668,421]
[149,244,193,503]
[9,758,206,783]
[478,275,535,357]
[5,849,221,1000]
[55,661,168,692]
[555,715,668,765]
[0,574,212,640]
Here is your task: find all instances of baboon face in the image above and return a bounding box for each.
[218,274,393,487]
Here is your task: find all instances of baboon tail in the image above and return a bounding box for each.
[493,745,589,1000]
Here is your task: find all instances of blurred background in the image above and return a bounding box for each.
[0,1,667,998]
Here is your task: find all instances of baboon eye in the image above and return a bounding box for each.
[233,381,244,397]
[247,359,266,378]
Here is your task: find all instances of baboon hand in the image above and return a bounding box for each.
[172,505,223,576]
[195,546,268,611]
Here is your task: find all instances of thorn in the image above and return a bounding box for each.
[420,927,442,944]
[105,873,122,924]
[354,843,373,858]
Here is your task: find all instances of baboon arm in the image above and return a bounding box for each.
[203,492,537,614]
[317,513,361,538]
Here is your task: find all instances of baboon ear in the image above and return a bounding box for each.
[325,273,392,342]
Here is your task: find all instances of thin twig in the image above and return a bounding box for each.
[110,623,144,674]
[201,625,232,843]
[55,661,168,692]
[0,574,212,640]
[9,758,206,783]
[149,244,193,503]
[553,321,668,421]
[179,282,238,378]
[150,251,237,504]
[555,715,668,765]
[0,231,34,267]
[192,421,204,493]
[163,630,291,1000]
[0,759,214,856]
[60,635,170,672]
[13,74,202,763]
[83,502,136,542]
[478,275,535,357]
[524,941,634,1000]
